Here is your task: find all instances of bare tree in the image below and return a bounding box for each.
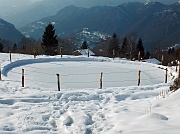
[127,32,137,60]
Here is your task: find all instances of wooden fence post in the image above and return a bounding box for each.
[161,54,164,65]
[33,47,36,59]
[165,68,168,83]
[56,74,60,91]
[88,48,90,57]
[179,64,180,78]
[0,64,1,81]
[9,50,12,62]
[22,69,24,87]
[138,70,141,86]
[113,49,115,59]
[60,47,63,58]
[100,72,103,89]
[138,51,141,61]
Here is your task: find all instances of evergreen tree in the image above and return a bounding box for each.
[22,44,26,50]
[13,43,17,52]
[0,39,4,52]
[81,41,88,49]
[41,23,58,55]
[144,51,150,59]
[121,37,128,57]
[108,33,120,57]
[136,38,145,59]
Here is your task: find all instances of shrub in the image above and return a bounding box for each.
[170,78,180,91]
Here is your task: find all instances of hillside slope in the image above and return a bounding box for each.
[0,18,25,43]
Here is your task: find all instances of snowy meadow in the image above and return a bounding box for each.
[0,53,179,134]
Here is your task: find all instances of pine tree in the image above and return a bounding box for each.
[41,23,58,55]
[13,43,17,52]
[81,41,88,49]
[0,39,4,52]
[144,51,150,59]
[108,33,120,57]
[121,37,128,57]
[136,38,145,59]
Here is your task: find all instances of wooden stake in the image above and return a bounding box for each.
[9,50,12,62]
[0,64,1,81]
[161,54,164,65]
[60,47,62,58]
[138,70,141,86]
[179,64,180,78]
[100,72,103,89]
[113,49,115,59]
[33,47,36,59]
[138,51,141,61]
[165,68,168,83]
[22,69,24,87]
[129,51,132,60]
[57,74,60,91]
[88,48,90,57]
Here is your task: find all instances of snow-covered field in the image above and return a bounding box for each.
[0,53,179,134]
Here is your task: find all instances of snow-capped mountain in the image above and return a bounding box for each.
[0,0,178,28]
[20,1,180,50]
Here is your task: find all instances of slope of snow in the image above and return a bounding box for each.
[0,53,179,133]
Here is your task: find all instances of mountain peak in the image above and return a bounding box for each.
[144,1,164,6]
[20,2,180,51]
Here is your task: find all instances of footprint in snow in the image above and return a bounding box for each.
[63,116,73,126]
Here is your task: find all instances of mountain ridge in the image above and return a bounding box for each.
[0,18,25,43]
[20,1,180,50]
[0,0,178,28]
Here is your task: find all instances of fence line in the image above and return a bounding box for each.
[3,66,172,91]
[1,53,178,91]
[11,67,161,77]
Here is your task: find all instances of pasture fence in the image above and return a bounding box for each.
[1,54,179,90]
[0,63,178,90]
[8,66,175,90]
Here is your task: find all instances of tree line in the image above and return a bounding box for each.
[93,32,150,60]
[0,23,179,65]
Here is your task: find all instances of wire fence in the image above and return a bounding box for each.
[1,52,178,90]
[4,63,174,90]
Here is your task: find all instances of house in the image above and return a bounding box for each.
[72,49,95,56]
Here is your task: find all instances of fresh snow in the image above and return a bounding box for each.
[0,53,179,134]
